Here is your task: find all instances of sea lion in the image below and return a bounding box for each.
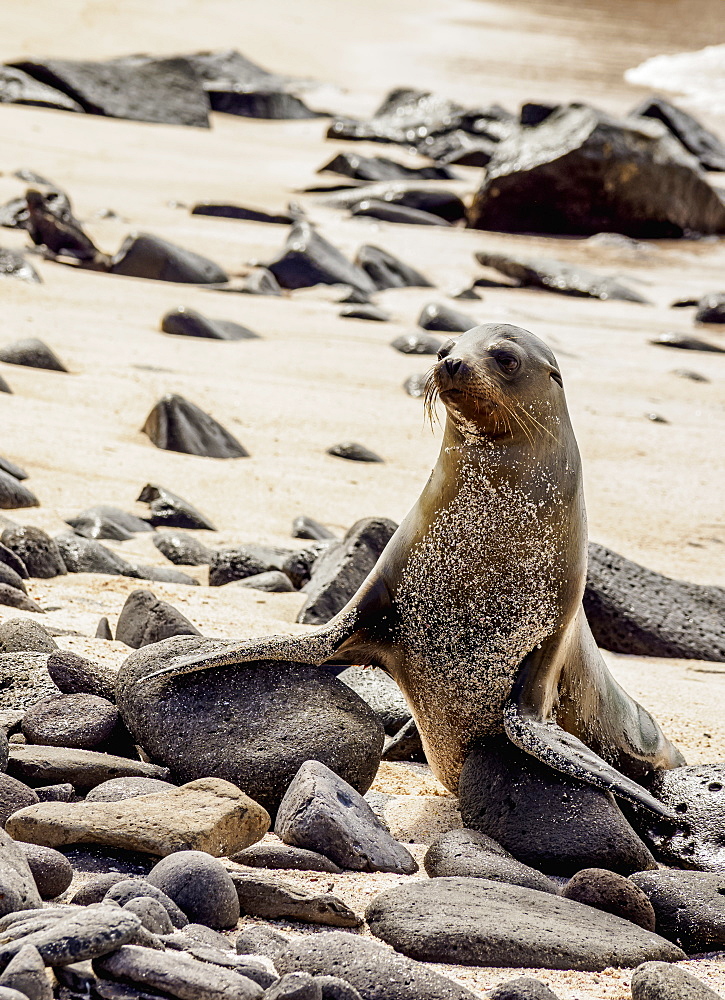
[25,189,109,268]
[130,323,683,815]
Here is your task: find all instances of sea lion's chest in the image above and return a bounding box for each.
[391,459,567,702]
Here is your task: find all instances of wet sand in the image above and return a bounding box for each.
[0,0,724,996]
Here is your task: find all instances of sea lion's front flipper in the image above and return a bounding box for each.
[504,644,675,819]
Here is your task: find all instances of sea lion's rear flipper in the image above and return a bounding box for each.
[504,638,675,819]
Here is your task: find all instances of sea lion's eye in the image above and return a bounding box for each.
[494,351,520,374]
[437,339,455,361]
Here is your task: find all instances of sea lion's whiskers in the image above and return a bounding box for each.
[512,399,560,444]
[423,368,441,430]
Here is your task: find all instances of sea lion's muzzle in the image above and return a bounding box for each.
[435,355,470,392]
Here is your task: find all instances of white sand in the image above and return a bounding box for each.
[0,0,724,996]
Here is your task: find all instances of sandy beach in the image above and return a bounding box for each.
[0,0,724,996]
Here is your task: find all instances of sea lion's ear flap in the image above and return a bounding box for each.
[549,368,563,387]
[504,649,674,818]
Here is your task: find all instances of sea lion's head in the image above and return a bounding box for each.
[427,323,564,443]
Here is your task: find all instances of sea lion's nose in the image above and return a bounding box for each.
[444,357,464,377]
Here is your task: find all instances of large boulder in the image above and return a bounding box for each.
[468,104,725,237]
[584,542,725,660]
[116,636,384,817]
[365,877,685,970]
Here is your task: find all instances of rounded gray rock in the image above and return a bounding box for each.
[266,973,321,1000]
[45,651,117,703]
[15,844,72,899]
[85,777,176,803]
[235,925,289,961]
[337,667,410,735]
[561,868,655,931]
[631,961,723,1000]
[629,869,725,952]
[70,874,128,906]
[104,879,187,929]
[21,694,118,750]
[0,775,39,825]
[147,851,240,929]
[0,944,51,1000]
[487,978,561,1000]
[0,621,56,655]
[115,590,201,649]
[314,977,363,1000]
[0,528,65,578]
[122,896,174,935]
[424,829,558,894]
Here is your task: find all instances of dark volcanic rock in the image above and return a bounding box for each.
[0,564,27,597]
[0,460,27,482]
[339,304,390,322]
[128,564,198,587]
[561,868,656,931]
[8,56,210,126]
[161,307,259,340]
[137,484,215,530]
[111,233,227,283]
[230,871,360,926]
[229,842,342,873]
[694,292,725,324]
[267,222,376,297]
[651,332,725,352]
[7,745,169,792]
[0,774,39,825]
[208,544,292,587]
[297,516,397,625]
[0,338,67,371]
[115,589,201,648]
[382,718,426,762]
[365,877,685,970]
[291,516,335,541]
[0,904,143,966]
[338,666,410,735]
[0,473,39,511]
[1,527,66,578]
[584,541,725,660]
[475,252,649,302]
[350,200,451,226]
[418,303,476,332]
[65,507,152,540]
[391,332,444,355]
[630,96,725,172]
[54,533,137,577]
[0,66,84,112]
[0,249,41,284]
[234,571,295,593]
[15,843,73,899]
[0,544,27,580]
[0,654,57,711]
[277,929,481,1000]
[319,152,455,182]
[403,373,427,398]
[191,203,293,224]
[96,618,113,640]
[46,650,117,702]
[326,442,383,463]
[468,103,725,237]
[324,183,467,224]
[235,925,289,961]
[424,829,558,894]
[487,977,561,1000]
[152,531,212,566]
[116,635,384,817]
[0,828,43,915]
[142,393,248,459]
[207,86,320,119]
[265,973,321,1000]
[0,943,53,1000]
[628,764,725,870]
[21,694,119,749]
[0,586,41,613]
[0,376,11,394]
[93,944,261,1000]
[458,737,656,876]
[275,760,417,874]
[240,267,283,296]
[147,851,239,929]
[282,545,329,589]
[355,245,432,290]
[631,961,723,1000]
[629,869,725,952]
[0,620,56,654]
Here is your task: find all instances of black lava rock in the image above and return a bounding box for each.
[630,96,725,172]
[584,542,725,661]
[267,221,376,297]
[54,533,137,577]
[0,543,28,579]
[0,942,53,1000]
[229,842,342,873]
[234,571,295,592]
[1,527,66,578]
[631,961,723,1000]
[152,531,213,566]
[142,393,249,459]
[111,233,227,283]
[147,851,240,929]
[339,304,391,322]
[355,245,432,289]
[382,718,426,762]
[8,56,210,126]
[46,650,117,702]
[275,760,417,874]
[350,200,450,226]
[487,979,560,1000]
[418,303,476,332]
[475,252,649,303]
[338,666,410,735]
[208,86,320,120]
[365,877,684,970]
[458,737,656,876]
[208,543,292,587]
[136,484,215,531]
[694,292,725,324]
[0,65,84,113]
[21,693,119,750]
[390,332,444,355]
[116,635,384,817]
[230,871,360,927]
[191,203,293,224]
[65,506,152,541]
[424,829,558,894]
[297,517,397,625]
[7,745,169,793]
[104,878,187,928]
[561,868,656,931]
[0,828,43,915]
[161,307,259,340]
[15,843,73,899]
[650,333,725,353]
[0,459,28,482]
[326,442,383,463]
[319,152,455,183]
[291,517,335,541]
[115,589,201,648]
[0,338,67,372]
[235,925,289,962]
[0,586,42,613]
[629,869,725,953]
[0,473,39,511]
[0,774,39,825]
[0,619,56,654]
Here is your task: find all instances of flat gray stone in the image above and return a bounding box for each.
[21,694,118,750]
[365,878,685,970]
[424,829,558,894]
[229,842,342,873]
[85,778,176,803]
[0,905,142,966]
[275,760,417,874]
[45,651,117,702]
[276,931,476,1000]
[0,775,38,825]
[229,871,360,926]
[93,945,262,1000]
[486,977,561,1000]
[7,746,170,792]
